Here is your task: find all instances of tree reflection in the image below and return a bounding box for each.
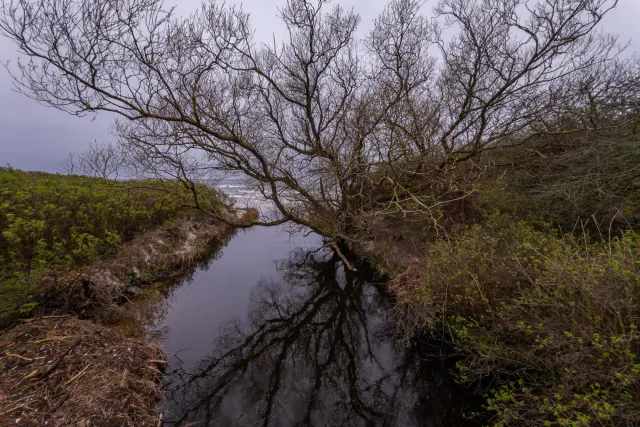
[163,247,478,427]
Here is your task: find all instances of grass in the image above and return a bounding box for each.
[0,316,165,425]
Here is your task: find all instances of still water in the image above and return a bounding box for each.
[117,226,480,426]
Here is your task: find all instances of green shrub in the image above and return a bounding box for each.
[0,167,228,323]
[393,214,640,426]
[478,132,640,236]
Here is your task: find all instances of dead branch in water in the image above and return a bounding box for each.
[332,241,358,272]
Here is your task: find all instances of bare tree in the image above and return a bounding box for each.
[0,0,636,243]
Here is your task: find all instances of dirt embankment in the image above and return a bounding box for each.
[44,209,258,319]
[0,208,257,426]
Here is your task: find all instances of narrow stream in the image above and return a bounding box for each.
[115,226,481,426]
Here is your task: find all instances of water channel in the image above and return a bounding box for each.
[115,225,481,426]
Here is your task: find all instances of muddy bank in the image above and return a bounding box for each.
[43,209,258,321]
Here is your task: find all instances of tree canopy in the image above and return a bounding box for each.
[1,0,638,241]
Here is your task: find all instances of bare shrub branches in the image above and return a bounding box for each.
[1,0,636,239]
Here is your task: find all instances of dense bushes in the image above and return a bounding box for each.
[392,214,639,426]
[355,125,640,424]
[0,167,228,320]
[480,130,640,237]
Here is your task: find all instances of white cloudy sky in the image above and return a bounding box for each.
[0,0,638,172]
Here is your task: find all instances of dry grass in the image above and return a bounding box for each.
[0,316,165,426]
[0,208,259,425]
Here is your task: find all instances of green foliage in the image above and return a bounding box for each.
[126,271,139,286]
[0,279,30,318]
[0,167,227,323]
[397,214,640,426]
[137,288,161,299]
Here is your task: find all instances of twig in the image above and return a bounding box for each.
[49,393,69,412]
[32,335,79,344]
[24,315,71,322]
[0,395,31,412]
[10,369,39,390]
[156,411,164,427]
[0,404,30,417]
[63,363,91,386]
[171,348,189,365]
[331,241,358,272]
[145,365,163,375]
[37,338,82,381]
[5,353,39,362]
[146,359,168,364]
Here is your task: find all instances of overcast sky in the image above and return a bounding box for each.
[0,0,638,172]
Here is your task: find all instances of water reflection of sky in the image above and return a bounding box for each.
[127,226,483,426]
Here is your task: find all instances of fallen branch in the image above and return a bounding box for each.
[0,403,30,417]
[331,241,358,272]
[37,339,82,381]
[5,353,37,362]
[24,315,72,322]
[10,369,39,390]
[0,395,31,415]
[49,393,69,413]
[32,336,79,344]
[63,363,91,386]
[146,359,168,364]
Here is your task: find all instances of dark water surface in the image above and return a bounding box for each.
[118,226,480,426]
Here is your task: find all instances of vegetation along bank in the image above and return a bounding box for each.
[0,167,255,425]
[0,0,639,424]
[355,131,640,426]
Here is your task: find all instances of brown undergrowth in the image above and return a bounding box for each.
[0,316,165,426]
